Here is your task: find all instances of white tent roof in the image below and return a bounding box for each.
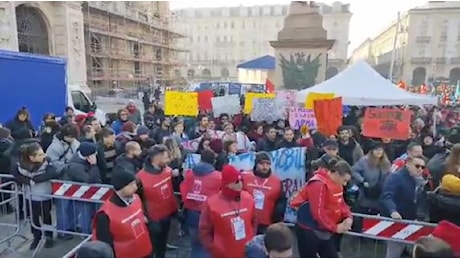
[296,61,437,106]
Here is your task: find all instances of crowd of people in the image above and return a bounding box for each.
[0,94,459,258]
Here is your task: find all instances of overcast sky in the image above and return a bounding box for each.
[170,0,427,52]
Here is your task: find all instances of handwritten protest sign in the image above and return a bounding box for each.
[251,98,277,122]
[211,95,240,116]
[362,108,412,140]
[244,93,275,114]
[276,91,297,108]
[184,147,307,223]
[305,92,335,109]
[164,91,198,116]
[181,130,253,153]
[289,107,317,129]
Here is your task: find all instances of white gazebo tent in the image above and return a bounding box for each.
[296,61,437,106]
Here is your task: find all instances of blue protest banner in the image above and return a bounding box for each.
[228,83,242,96]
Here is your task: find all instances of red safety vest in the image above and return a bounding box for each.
[92,194,152,258]
[242,172,282,226]
[307,173,344,225]
[206,191,255,258]
[137,167,178,221]
[180,169,222,211]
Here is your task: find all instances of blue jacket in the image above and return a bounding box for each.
[380,167,419,219]
[110,120,124,135]
[184,162,217,229]
[245,234,268,258]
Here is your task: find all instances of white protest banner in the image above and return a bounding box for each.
[183,147,307,223]
[289,107,317,129]
[181,130,253,153]
[211,95,240,116]
[251,98,285,122]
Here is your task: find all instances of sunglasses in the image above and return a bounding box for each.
[414,164,426,170]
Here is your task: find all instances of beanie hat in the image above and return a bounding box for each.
[111,168,136,191]
[0,127,11,139]
[78,142,97,157]
[369,141,384,151]
[75,241,114,258]
[221,165,241,187]
[136,126,150,136]
[255,152,271,164]
[122,121,137,133]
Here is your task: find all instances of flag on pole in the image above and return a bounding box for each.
[265,79,275,94]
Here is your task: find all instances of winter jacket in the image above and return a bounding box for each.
[12,161,59,201]
[46,136,80,174]
[338,139,364,166]
[63,153,102,184]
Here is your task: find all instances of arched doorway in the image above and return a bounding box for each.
[411,67,426,86]
[187,69,195,77]
[449,67,460,85]
[202,68,211,77]
[326,67,339,80]
[15,5,50,55]
[221,68,230,78]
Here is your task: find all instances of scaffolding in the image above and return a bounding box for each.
[83,1,187,95]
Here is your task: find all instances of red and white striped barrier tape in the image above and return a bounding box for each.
[362,217,435,242]
[51,182,113,202]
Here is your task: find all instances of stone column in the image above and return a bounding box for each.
[0,2,19,51]
[269,1,335,90]
[52,1,87,87]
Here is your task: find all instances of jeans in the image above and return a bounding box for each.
[56,199,74,234]
[296,226,339,258]
[189,227,209,258]
[74,201,98,234]
[151,217,171,258]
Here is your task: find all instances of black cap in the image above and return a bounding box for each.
[255,152,271,164]
[323,139,338,148]
[111,168,136,191]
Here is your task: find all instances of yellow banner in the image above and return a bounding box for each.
[164,91,198,116]
[244,93,275,114]
[305,92,335,109]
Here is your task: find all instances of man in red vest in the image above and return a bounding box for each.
[180,149,222,257]
[199,165,256,258]
[136,145,178,258]
[242,152,286,234]
[92,168,153,258]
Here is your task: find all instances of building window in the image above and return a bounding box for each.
[134,62,141,74]
[231,22,234,29]
[224,22,227,29]
[216,22,220,29]
[230,36,234,42]
[224,36,227,42]
[205,35,208,42]
[242,21,245,29]
[197,36,200,42]
[216,36,220,42]
[190,36,193,43]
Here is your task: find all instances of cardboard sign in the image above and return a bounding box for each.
[164,91,198,116]
[314,97,343,136]
[211,95,240,116]
[362,108,412,140]
[289,107,317,129]
[198,90,214,111]
[244,93,275,114]
[276,91,297,108]
[251,98,278,122]
[305,92,335,109]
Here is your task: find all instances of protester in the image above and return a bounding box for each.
[39,113,61,151]
[13,142,58,249]
[245,222,293,258]
[242,152,286,234]
[188,114,209,140]
[380,155,427,257]
[256,126,278,152]
[110,109,130,135]
[136,145,178,258]
[126,100,142,125]
[290,159,352,258]
[199,165,256,258]
[114,141,143,174]
[92,169,153,258]
[96,128,119,184]
[412,236,454,258]
[75,241,114,258]
[5,107,35,139]
[180,149,221,257]
[337,126,364,166]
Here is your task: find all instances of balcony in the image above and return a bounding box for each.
[415,36,431,44]
[411,57,432,65]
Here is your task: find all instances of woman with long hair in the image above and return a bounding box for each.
[12,142,59,250]
[351,143,390,231]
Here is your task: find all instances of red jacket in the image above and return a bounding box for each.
[290,169,351,232]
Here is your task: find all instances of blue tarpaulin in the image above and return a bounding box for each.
[236,55,275,70]
[0,50,67,128]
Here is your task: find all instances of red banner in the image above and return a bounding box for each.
[198,90,214,111]
[362,108,412,140]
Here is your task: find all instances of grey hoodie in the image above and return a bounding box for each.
[46,135,80,174]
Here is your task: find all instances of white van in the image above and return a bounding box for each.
[67,84,107,126]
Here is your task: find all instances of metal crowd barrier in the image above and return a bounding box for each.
[62,236,92,258]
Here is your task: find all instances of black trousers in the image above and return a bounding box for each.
[151,217,171,258]
[296,226,339,258]
[27,200,52,240]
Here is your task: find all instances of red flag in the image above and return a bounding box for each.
[265,79,275,93]
[313,97,343,136]
[198,90,214,111]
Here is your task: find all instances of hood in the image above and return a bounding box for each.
[76,241,114,258]
[245,234,268,258]
[0,138,12,154]
[192,162,215,176]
